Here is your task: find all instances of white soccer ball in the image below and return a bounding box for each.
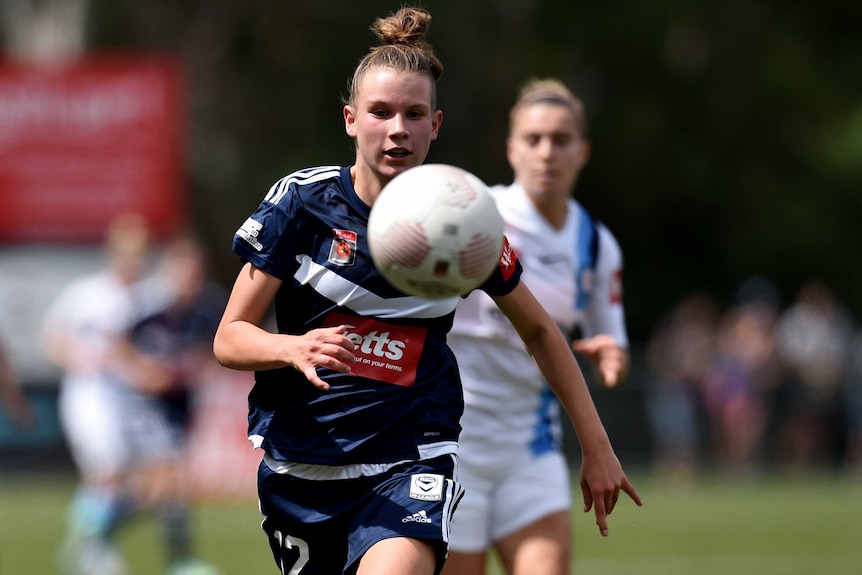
[368,164,504,299]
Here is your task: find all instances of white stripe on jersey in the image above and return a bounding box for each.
[293,255,459,319]
[265,166,342,205]
[262,441,459,480]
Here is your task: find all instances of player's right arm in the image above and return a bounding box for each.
[213,262,354,390]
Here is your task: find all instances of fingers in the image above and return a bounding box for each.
[600,362,622,388]
[593,479,643,536]
[608,487,620,514]
[623,478,644,507]
[571,335,627,388]
[299,325,355,390]
[304,368,332,391]
[581,466,643,537]
[592,498,609,536]
[571,334,617,355]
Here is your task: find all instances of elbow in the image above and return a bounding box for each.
[212,331,236,369]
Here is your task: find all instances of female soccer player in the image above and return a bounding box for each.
[213,9,640,575]
[443,79,633,575]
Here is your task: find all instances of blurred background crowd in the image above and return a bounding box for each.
[2,0,862,487]
[643,276,862,480]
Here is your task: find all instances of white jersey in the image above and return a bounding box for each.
[41,271,138,388]
[41,271,139,475]
[449,183,628,463]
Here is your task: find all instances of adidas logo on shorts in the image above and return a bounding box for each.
[402,510,432,524]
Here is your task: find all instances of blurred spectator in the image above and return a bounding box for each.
[42,213,153,575]
[645,292,718,482]
[773,279,855,470]
[701,277,782,475]
[0,333,35,429]
[118,233,225,575]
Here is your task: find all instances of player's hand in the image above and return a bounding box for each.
[571,335,628,388]
[579,450,643,537]
[291,325,355,391]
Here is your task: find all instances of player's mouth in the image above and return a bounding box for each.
[384,148,411,159]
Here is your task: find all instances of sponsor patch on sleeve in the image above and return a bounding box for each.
[236,217,264,251]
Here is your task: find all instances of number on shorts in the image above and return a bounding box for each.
[274,530,309,575]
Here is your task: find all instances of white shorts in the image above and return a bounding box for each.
[449,448,572,552]
[59,380,130,478]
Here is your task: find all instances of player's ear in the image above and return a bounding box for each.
[577,140,592,167]
[430,109,443,141]
[344,105,357,138]
[505,137,515,165]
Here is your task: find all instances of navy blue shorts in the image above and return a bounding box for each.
[258,455,464,575]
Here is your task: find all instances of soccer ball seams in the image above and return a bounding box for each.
[459,234,501,279]
[374,220,431,270]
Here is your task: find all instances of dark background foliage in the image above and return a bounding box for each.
[20,0,862,338]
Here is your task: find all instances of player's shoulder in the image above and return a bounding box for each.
[487,182,514,201]
[279,165,343,187]
[570,200,620,242]
[263,165,345,206]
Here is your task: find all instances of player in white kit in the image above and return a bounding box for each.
[443,79,631,575]
[42,214,152,575]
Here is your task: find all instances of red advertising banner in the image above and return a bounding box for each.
[0,55,186,243]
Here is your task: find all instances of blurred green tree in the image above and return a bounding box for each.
[24,0,861,337]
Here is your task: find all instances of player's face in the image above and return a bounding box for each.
[344,68,442,204]
[507,103,589,203]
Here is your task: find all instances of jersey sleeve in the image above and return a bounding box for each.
[475,235,522,297]
[581,224,629,347]
[232,177,303,280]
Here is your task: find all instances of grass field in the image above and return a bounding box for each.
[1,470,860,574]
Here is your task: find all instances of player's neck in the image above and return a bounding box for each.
[531,195,568,231]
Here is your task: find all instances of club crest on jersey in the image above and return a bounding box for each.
[329,229,357,266]
[409,474,444,501]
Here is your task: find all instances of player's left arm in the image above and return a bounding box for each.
[493,282,642,536]
[573,224,630,388]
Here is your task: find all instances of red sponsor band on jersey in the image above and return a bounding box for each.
[324,311,426,387]
[610,269,623,304]
[498,236,517,281]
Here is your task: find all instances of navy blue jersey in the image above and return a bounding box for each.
[130,286,224,358]
[232,166,522,466]
[129,282,226,392]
